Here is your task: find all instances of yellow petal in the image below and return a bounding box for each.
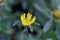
[31,16,36,23]
[22,13,26,19]
[27,13,32,20]
[20,13,26,23]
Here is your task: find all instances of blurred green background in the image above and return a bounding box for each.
[0,0,60,40]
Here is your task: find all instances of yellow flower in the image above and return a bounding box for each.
[0,0,4,3]
[20,13,36,27]
[0,0,5,6]
[53,10,60,19]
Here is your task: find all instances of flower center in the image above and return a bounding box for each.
[53,10,60,19]
[25,19,31,25]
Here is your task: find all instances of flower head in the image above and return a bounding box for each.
[0,0,4,6]
[20,13,36,27]
[53,10,60,19]
[0,0,4,3]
